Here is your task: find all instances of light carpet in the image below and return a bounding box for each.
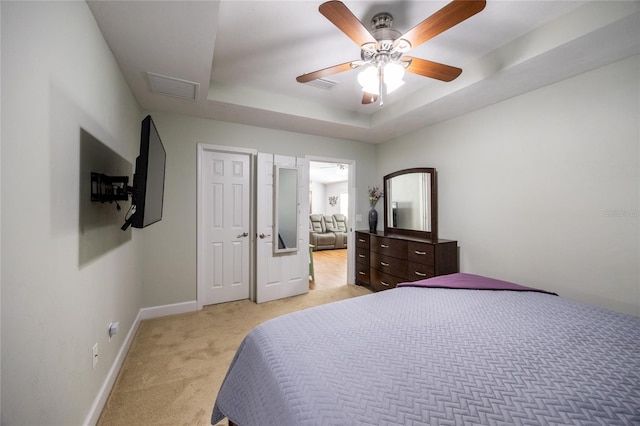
[97,284,372,426]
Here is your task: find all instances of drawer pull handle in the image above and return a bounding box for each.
[414,250,426,255]
[380,244,389,248]
[358,254,365,258]
[380,262,390,267]
[380,281,390,287]
[358,271,366,275]
[358,239,365,242]
[415,271,427,277]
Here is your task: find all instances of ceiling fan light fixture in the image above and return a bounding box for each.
[361,86,380,96]
[383,62,405,93]
[357,66,380,94]
[384,77,405,94]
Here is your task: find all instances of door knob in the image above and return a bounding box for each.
[237,232,249,238]
[259,233,271,239]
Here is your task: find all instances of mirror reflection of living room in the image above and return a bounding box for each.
[309,161,349,290]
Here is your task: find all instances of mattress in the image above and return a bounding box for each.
[212,273,640,425]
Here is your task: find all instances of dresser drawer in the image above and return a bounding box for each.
[355,233,370,249]
[356,229,458,292]
[355,246,370,266]
[371,252,409,280]
[408,242,435,265]
[370,268,404,291]
[371,235,407,257]
[408,262,435,281]
[355,263,370,286]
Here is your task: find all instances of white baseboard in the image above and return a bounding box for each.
[83,300,198,425]
[139,300,198,320]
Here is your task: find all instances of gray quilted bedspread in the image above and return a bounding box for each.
[212,287,640,425]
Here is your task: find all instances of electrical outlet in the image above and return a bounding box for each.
[92,343,99,369]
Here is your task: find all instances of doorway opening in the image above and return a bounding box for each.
[308,159,353,290]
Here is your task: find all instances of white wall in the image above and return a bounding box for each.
[140,112,376,307]
[310,180,326,215]
[326,181,348,216]
[1,2,143,425]
[378,55,640,315]
[310,181,348,216]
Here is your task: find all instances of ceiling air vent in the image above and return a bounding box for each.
[306,78,338,90]
[146,72,200,100]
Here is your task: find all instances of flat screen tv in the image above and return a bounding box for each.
[121,115,166,230]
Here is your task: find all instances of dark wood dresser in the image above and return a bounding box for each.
[355,230,458,291]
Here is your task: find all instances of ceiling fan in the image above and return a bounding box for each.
[296,0,486,105]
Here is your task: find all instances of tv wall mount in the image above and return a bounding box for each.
[90,172,131,209]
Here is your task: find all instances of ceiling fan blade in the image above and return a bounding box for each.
[296,61,360,83]
[319,1,377,47]
[403,56,462,82]
[395,0,486,50]
[362,92,378,104]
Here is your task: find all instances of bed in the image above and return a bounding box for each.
[211,273,640,425]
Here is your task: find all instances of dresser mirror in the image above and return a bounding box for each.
[384,168,437,240]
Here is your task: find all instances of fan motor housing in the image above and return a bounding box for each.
[371,12,393,30]
[370,12,402,51]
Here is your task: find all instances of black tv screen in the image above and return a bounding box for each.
[125,115,166,229]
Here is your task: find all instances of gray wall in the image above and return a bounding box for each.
[1,2,143,424]
[140,112,377,307]
[378,55,640,315]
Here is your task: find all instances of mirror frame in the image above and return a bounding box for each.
[383,167,437,241]
[273,165,299,254]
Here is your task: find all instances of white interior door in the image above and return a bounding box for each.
[256,153,309,303]
[197,146,252,307]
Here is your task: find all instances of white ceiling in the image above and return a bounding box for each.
[310,161,350,184]
[88,0,640,144]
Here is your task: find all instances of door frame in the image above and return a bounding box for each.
[196,143,257,310]
[306,155,356,285]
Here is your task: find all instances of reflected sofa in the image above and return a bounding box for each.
[309,214,348,250]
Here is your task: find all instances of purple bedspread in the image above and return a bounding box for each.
[397,272,558,296]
